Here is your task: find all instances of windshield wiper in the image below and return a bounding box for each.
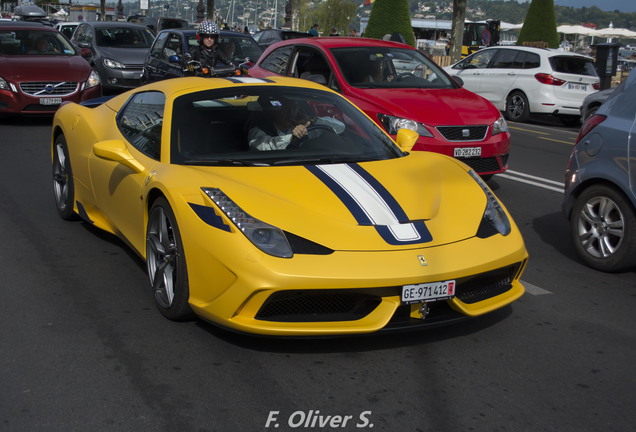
[271,156,381,166]
[181,159,270,166]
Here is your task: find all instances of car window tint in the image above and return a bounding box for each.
[470,49,496,68]
[117,91,165,160]
[549,56,597,76]
[95,27,153,48]
[332,46,453,89]
[520,52,540,69]
[225,36,262,62]
[259,45,293,75]
[73,24,91,44]
[163,34,183,59]
[491,49,519,69]
[170,86,401,165]
[149,31,169,58]
[187,35,198,51]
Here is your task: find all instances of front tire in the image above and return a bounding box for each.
[570,185,636,272]
[52,134,78,220]
[505,91,530,122]
[146,197,194,320]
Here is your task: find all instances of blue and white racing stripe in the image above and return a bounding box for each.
[307,164,432,245]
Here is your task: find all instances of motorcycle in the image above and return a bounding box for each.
[180,53,252,78]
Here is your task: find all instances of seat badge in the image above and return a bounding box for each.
[417,255,428,266]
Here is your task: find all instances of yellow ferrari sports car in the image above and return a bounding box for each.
[51,76,527,336]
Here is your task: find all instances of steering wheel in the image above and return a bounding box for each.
[287,124,334,149]
[395,72,417,81]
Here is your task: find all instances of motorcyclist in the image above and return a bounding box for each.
[188,20,234,70]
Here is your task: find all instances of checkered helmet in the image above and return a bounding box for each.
[198,20,220,38]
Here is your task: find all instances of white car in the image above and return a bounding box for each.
[55,21,81,40]
[444,46,600,126]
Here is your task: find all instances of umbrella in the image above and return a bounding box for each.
[557,25,598,36]
[594,27,636,39]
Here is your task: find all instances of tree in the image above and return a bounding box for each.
[312,0,356,37]
[517,0,560,48]
[207,0,215,21]
[449,0,466,63]
[364,0,415,47]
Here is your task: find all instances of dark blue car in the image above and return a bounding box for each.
[142,29,263,83]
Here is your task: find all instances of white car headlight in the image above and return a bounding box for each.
[202,187,293,258]
[377,113,434,137]
[492,116,508,136]
[469,171,511,237]
[86,70,101,88]
[103,58,125,69]
[0,76,8,90]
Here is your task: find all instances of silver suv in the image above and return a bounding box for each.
[562,71,636,272]
[445,46,599,126]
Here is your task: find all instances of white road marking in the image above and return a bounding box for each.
[522,280,552,295]
[496,170,565,193]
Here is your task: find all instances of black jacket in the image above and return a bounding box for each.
[188,45,233,69]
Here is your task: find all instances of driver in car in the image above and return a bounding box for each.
[248,96,344,151]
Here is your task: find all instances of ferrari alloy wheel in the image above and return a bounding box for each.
[570,185,636,272]
[52,134,77,220]
[146,197,194,320]
[505,91,529,123]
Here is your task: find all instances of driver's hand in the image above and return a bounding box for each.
[291,121,311,139]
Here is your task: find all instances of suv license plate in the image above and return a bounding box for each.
[568,83,587,91]
[40,97,62,105]
[454,147,481,158]
[402,280,456,304]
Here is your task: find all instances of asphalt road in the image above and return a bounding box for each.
[1,115,634,432]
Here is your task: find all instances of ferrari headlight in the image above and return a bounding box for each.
[202,188,293,258]
[86,70,101,88]
[469,171,511,237]
[377,113,434,137]
[492,116,508,136]
[103,58,125,69]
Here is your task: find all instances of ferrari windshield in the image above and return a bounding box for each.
[331,46,455,89]
[0,29,76,56]
[170,86,403,166]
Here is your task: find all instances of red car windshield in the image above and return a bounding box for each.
[330,46,455,89]
[0,29,76,56]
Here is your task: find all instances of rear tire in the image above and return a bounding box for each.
[52,134,78,220]
[570,185,636,272]
[505,91,530,122]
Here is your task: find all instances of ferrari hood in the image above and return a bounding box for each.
[177,153,489,251]
[1,55,92,82]
[350,87,499,126]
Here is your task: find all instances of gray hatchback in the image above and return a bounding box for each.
[563,71,636,272]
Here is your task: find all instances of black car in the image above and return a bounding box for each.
[127,15,190,34]
[71,21,155,93]
[142,29,263,83]
[252,28,313,50]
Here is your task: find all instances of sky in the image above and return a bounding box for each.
[521,0,635,13]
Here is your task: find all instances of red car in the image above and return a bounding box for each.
[249,37,510,178]
[0,22,101,115]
